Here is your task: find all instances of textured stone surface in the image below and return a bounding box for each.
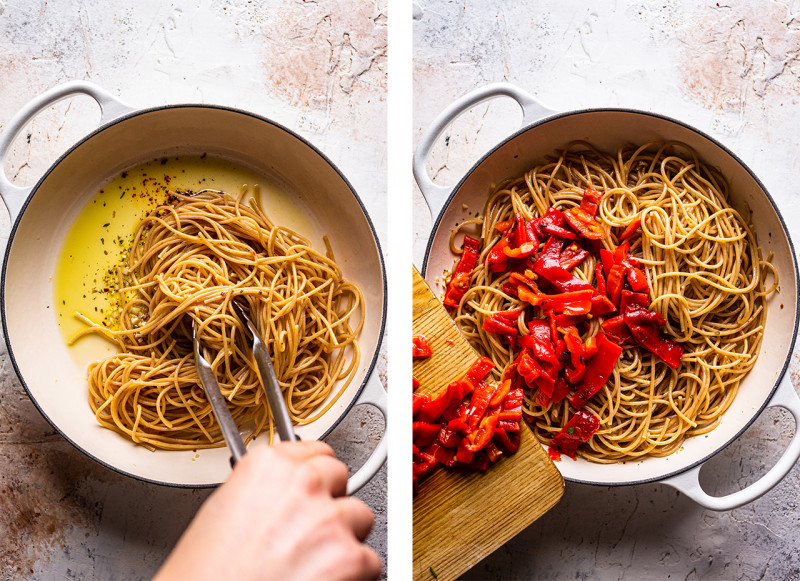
[0,1,387,579]
[414,1,800,580]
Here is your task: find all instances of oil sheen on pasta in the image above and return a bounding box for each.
[54,155,309,359]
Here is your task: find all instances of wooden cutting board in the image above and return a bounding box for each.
[412,268,564,581]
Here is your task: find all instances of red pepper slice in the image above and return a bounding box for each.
[494,428,521,453]
[482,313,519,336]
[462,356,495,386]
[503,240,538,258]
[595,262,607,295]
[618,216,647,241]
[412,375,420,391]
[412,392,429,416]
[521,289,594,316]
[627,266,650,293]
[521,319,559,366]
[438,426,462,448]
[416,380,466,423]
[494,218,514,234]
[563,206,605,240]
[590,293,616,317]
[601,315,633,346]
[540,207,579,239]
[443,235,481,307]
[561,326,586,384]
[560,241,589,270]
[466,381,496,431]
[580,187,603,217]
[570,334,623,409]
[486,237,510,272]
[623,305,683,369]
[620,289,649,312]
[412,422,442,447]
[534,236,593,292]
[551,376,571,403]
[463,406,501,452]
[548,409,600,461]
[412,334,433,359]
[606,263,626,308]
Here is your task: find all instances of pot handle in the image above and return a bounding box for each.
[412,82,555,220]
[344,372,387,495]
[661,373,800,510]
[0,80,135,222]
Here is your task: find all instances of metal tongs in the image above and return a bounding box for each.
[192,298,297,467]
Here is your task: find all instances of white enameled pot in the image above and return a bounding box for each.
[0,81,387,493]
[414,83,800,510]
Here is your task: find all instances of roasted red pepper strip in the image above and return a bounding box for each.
[466,381,496,431]
[623,306,684,369]
[462,356,495,386]
[627,266,650,293]
[521,289,594,316]
[560,241,589,270]
[540,207,579,239]
[561,326,586,384]
[534,236,593,292]
[570,334,623,409]
[504,241,538,259]
[620,289,649,312]
[412,392,429,416]
[412,422,442,446]
[482,310,520,336]
[443,235,481,307]
[523,319,559,366]
[494,218,514,234]
[594,262,607,295]
[564,206,605,240]
[601,315,633,346]
[486,237,510,272]
[551,376,571,403]
[605,264,626,307]
[580,187,603,217]
[548,409,600,461]
[463,406,501,452]
[412,334,432,359]
[416,380,465,423]
[618,216,647,241]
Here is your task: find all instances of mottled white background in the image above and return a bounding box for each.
[0,1,387,579]
[414,1,800,580]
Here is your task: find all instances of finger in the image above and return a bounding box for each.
[305,453,350,497]
[355,544,383,580]
[335,496,375,541]
[268,440,335,461]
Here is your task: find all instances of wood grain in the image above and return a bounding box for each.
[412,268,564,581]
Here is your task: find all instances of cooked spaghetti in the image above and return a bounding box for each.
[71,189,363,450]
[449,141,776,463]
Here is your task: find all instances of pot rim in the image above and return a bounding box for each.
[1,103,387,488]
[421,105,800,486]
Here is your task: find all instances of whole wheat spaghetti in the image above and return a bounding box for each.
[449,141,776,463]
[72,189,363,450]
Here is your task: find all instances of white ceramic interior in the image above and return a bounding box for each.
[3,106,385,487]
[424,109,799,485]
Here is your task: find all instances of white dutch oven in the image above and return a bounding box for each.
[414,83,800,510]
[0,81,387,493]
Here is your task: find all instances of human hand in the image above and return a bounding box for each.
[154,441,381,581]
